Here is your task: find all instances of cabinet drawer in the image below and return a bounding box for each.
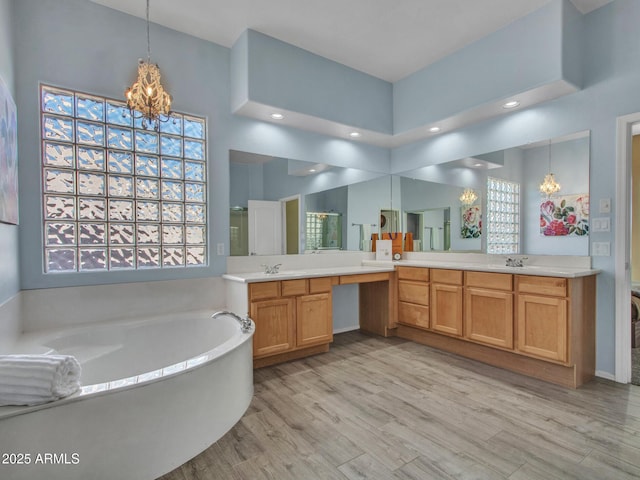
[309,276,337,294]
[431,269,463,285]
[398,280,429,306]
[465,271,512,291]
[340,272,390,284]
[516,275,567,297]
[249,281,280,301]
[281,279,308,296]
[398,302,429,330]
[397,266,429,282]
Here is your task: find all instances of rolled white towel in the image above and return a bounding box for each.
[0,355,81,406]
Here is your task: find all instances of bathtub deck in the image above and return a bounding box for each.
[161,331,640,480]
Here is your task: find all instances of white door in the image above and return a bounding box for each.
[248,200,282,255]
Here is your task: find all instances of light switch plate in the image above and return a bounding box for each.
[592,242,610,256]
[599,198,611,214]
[592,217,610,232]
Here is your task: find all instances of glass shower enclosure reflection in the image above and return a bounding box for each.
[230,207,249,256]
[305,212,342,251]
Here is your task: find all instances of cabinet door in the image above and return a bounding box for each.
[250,298,295,358]
[296,293,333,348]
[430,284,463,336]
[516,294,568,362]
[464,287,513,349]
[398,301,430,330]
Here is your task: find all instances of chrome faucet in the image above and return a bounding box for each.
[261,263,282,274]
[212,310,253,333]
[505,256,528,267]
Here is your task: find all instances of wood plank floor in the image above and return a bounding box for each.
[160,331,640,480]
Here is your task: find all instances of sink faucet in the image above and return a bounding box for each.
[261,263,282,274]
[211,310,253,333]
[505,256,528,267]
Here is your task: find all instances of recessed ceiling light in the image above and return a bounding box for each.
[429,126,441,133]
[349,131,361,138]
[309,169,316,173]
[474,163,483,167]
[270,113,284,120]
[503,101,520,109]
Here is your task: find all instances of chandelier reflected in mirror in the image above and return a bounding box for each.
[539,141,561,198]
[459,188,478,206]
[125,0,172,130]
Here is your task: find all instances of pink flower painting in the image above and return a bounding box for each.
[461,205,482,239]
[539,194,589,237]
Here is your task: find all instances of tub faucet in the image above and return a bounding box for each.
[505,256,528,267]
[212,310,253,333]
[261,263,282,274]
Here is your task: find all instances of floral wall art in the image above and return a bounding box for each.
[0,75,18,225]
[461,205,482,239]
[540,194,589,237]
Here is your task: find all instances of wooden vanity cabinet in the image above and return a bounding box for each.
[395,266,596,388]
[397,266,430,330]
[250,277,335,367]
[464,271,514,349]
[430,269,463,337]
[515,275,568,363]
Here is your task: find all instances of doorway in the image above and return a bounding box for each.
[614,112,640,384]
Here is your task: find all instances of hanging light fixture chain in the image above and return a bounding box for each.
[146,0,151,62]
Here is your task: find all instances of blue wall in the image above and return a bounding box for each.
[10,0,640,376]
[0,0,18,306]
[233,30,393,134]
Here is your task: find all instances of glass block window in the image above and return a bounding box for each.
[486,177,520,254]
[305,213,324,251]
[41,85,207,273]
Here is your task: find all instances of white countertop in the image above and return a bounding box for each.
[222,265,395,283]
[223,259,599,282]
[362,259,600,278]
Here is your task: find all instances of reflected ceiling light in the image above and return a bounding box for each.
[125,0,172,131]
[503,100,520,109]
[459,188,478,206]
[473,163,483,167]
[270,113,284,120]
[539,141,561,198]
[349,131,361,138]
[309,168,316,173]
[429,126,441,133]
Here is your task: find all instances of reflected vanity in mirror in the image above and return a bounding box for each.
[229,130,590,257]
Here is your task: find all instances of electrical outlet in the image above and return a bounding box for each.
[216,243,224,255]
[599,198,611,214]
[592,242,610,256]
[591,217,610,232]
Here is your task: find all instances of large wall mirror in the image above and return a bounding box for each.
[395,130,590,256]
[229,150,389,256]
[229,130,590,257]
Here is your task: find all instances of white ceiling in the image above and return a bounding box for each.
[91,0,612,82]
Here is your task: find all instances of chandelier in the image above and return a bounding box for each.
[539,141,561,197]
[125,0,172,130]
[459,188,478,206]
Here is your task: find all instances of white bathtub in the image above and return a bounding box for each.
[0,311,254,480]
